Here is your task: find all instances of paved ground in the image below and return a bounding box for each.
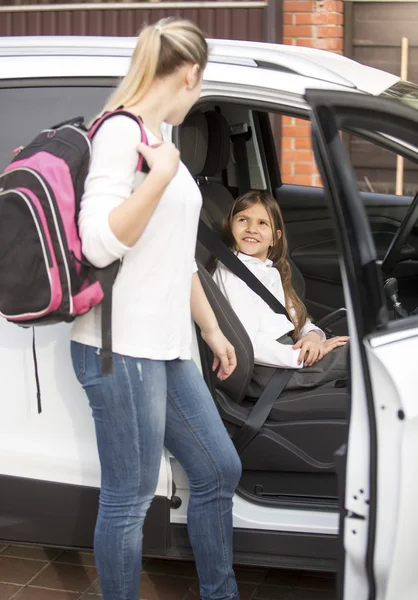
[0,544,336,599]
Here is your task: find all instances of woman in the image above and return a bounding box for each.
[210,191,348,391]
[71,18,242,600]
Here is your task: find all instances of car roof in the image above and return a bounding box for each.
[0,36,399,98]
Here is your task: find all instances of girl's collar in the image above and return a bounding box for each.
[237,252,273,268]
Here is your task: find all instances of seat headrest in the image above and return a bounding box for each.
[201,111,231,177]
[179,111,208,176]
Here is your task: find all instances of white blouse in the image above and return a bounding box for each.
[213,253,325,369]
[71,115,202,360]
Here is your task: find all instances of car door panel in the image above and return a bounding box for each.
[305,88,418,600]
[0,82,174,549]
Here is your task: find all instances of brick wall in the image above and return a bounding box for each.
[281,0,344,187]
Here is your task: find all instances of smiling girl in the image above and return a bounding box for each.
[210,191,348,390]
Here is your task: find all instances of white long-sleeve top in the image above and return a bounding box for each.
[213,253,325,369]
[71,115,202,360]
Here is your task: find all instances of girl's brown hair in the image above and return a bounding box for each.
[208,191,308,340]
[101,18,208,115]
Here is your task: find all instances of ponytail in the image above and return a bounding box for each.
[99,18,208,117]
[104,26,162,112]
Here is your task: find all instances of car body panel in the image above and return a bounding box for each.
[0,320,173,498]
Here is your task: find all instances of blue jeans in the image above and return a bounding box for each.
[71,342,242,600]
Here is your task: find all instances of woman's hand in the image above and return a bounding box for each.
[322,336,349,356]
[293,331,324,366]
[137,141,180,183]
[201,327,237,381]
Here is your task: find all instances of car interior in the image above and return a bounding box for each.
[176,101,418,511]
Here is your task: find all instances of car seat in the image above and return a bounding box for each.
[179,109,349,482]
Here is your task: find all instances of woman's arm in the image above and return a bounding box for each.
[191,273,236,381]
[79,116,179,268]
[108,141,179,247]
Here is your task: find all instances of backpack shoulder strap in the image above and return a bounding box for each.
[88,109,149,173]
[87,109,150,375]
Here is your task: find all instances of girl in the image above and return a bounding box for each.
[71,19,242,600]
[210,191,348,391]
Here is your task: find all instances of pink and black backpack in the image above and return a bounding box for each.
[0,109,148,410]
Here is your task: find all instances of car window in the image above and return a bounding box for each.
[338,132,418,323]
[0,86,111,171]
[345,133,418,196]
[269,114,323,189]
[383,80,418,111]
[271,109,417,198]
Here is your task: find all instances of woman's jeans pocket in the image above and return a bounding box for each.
[71,341,106,387]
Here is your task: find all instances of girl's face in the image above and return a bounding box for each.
[231,202,281,262]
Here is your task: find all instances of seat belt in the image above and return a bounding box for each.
[197,219,291,322]
[200,122,290,320]
[197,222,295,451]
[232,368,294,455]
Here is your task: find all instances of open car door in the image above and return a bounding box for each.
[305,90,418,600]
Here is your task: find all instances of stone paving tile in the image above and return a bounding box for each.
[0,557,46,586]
[297,573,335,591]
[56,551,96,567]
[143,558,197,578]
[1,546,60,562]
[82,573,196,599]
[15,589,81,600]
[30,563,97,593]
[234,583,259,600]
[83,580,101,596]
[253,584,294,600]
[0,545,338,600]
[139,573,195,600]
[184,580,259,600]
[234,566,269,584]
[290,589,335,600]
[262,570,304,587]
[0,582,22,600]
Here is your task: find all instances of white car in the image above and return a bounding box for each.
[1,36,418,600]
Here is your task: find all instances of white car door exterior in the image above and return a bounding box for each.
[306,89,418,600]
[0,320,173,496]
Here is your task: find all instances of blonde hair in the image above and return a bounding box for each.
[102,18,208,113]
[207,191,308,340]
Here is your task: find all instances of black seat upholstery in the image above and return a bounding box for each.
[180,109,348,475]
[193,110,306,300]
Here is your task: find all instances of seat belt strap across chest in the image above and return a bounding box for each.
[197,219,291,322]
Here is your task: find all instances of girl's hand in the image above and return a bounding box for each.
[137,141,180,183]
[322,336,349,356]
[293,331,324,366]
[201,327,237,381]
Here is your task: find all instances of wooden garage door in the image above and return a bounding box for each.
[345,1,418,195]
